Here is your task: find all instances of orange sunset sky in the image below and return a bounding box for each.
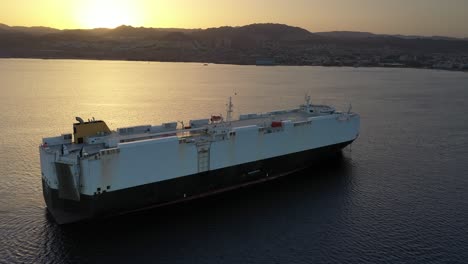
[1,0,467,37]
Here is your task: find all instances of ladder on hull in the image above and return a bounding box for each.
[196,142,211,173]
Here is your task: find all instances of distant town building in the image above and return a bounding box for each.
[256,58,276,66]
[433,62,454,70]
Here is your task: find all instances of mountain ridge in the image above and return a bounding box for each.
[0,22,467,69]
[1,22,467,40]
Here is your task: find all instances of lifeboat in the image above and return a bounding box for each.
[271,121,282,128]
[210,115,223,122]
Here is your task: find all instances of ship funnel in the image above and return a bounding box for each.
[75,117,84,124]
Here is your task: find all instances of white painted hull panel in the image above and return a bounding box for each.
[67,114,360,196]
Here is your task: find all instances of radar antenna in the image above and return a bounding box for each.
[305,93,311,106]
[226,96,234,122]
[304,93,312,112]
[347,103,352,114]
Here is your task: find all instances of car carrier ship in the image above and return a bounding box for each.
[40,96,360,224]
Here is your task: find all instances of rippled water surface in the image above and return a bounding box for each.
[1,59,468,263]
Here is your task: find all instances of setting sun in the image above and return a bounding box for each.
[76,0,142,28]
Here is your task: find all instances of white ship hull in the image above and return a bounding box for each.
[40,102,360,224]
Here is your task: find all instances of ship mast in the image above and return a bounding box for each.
[304,93,312,112]
[226,96,234,122]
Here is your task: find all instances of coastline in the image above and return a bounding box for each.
[1,56,467,72]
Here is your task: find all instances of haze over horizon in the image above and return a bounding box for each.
[1,0,467,38]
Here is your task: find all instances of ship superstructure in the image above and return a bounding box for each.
[40,96,360,224]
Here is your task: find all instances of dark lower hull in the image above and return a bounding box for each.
[43,140,354,224]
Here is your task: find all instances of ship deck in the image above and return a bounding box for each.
[123,106,338,142]
[44,105,341,156]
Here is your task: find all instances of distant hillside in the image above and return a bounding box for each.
[0,22,467,68]
[316,31,378,39]
[196,23,316,40]
[315,30,466,41]
[1,22,466,41]
[0,23,59,35]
